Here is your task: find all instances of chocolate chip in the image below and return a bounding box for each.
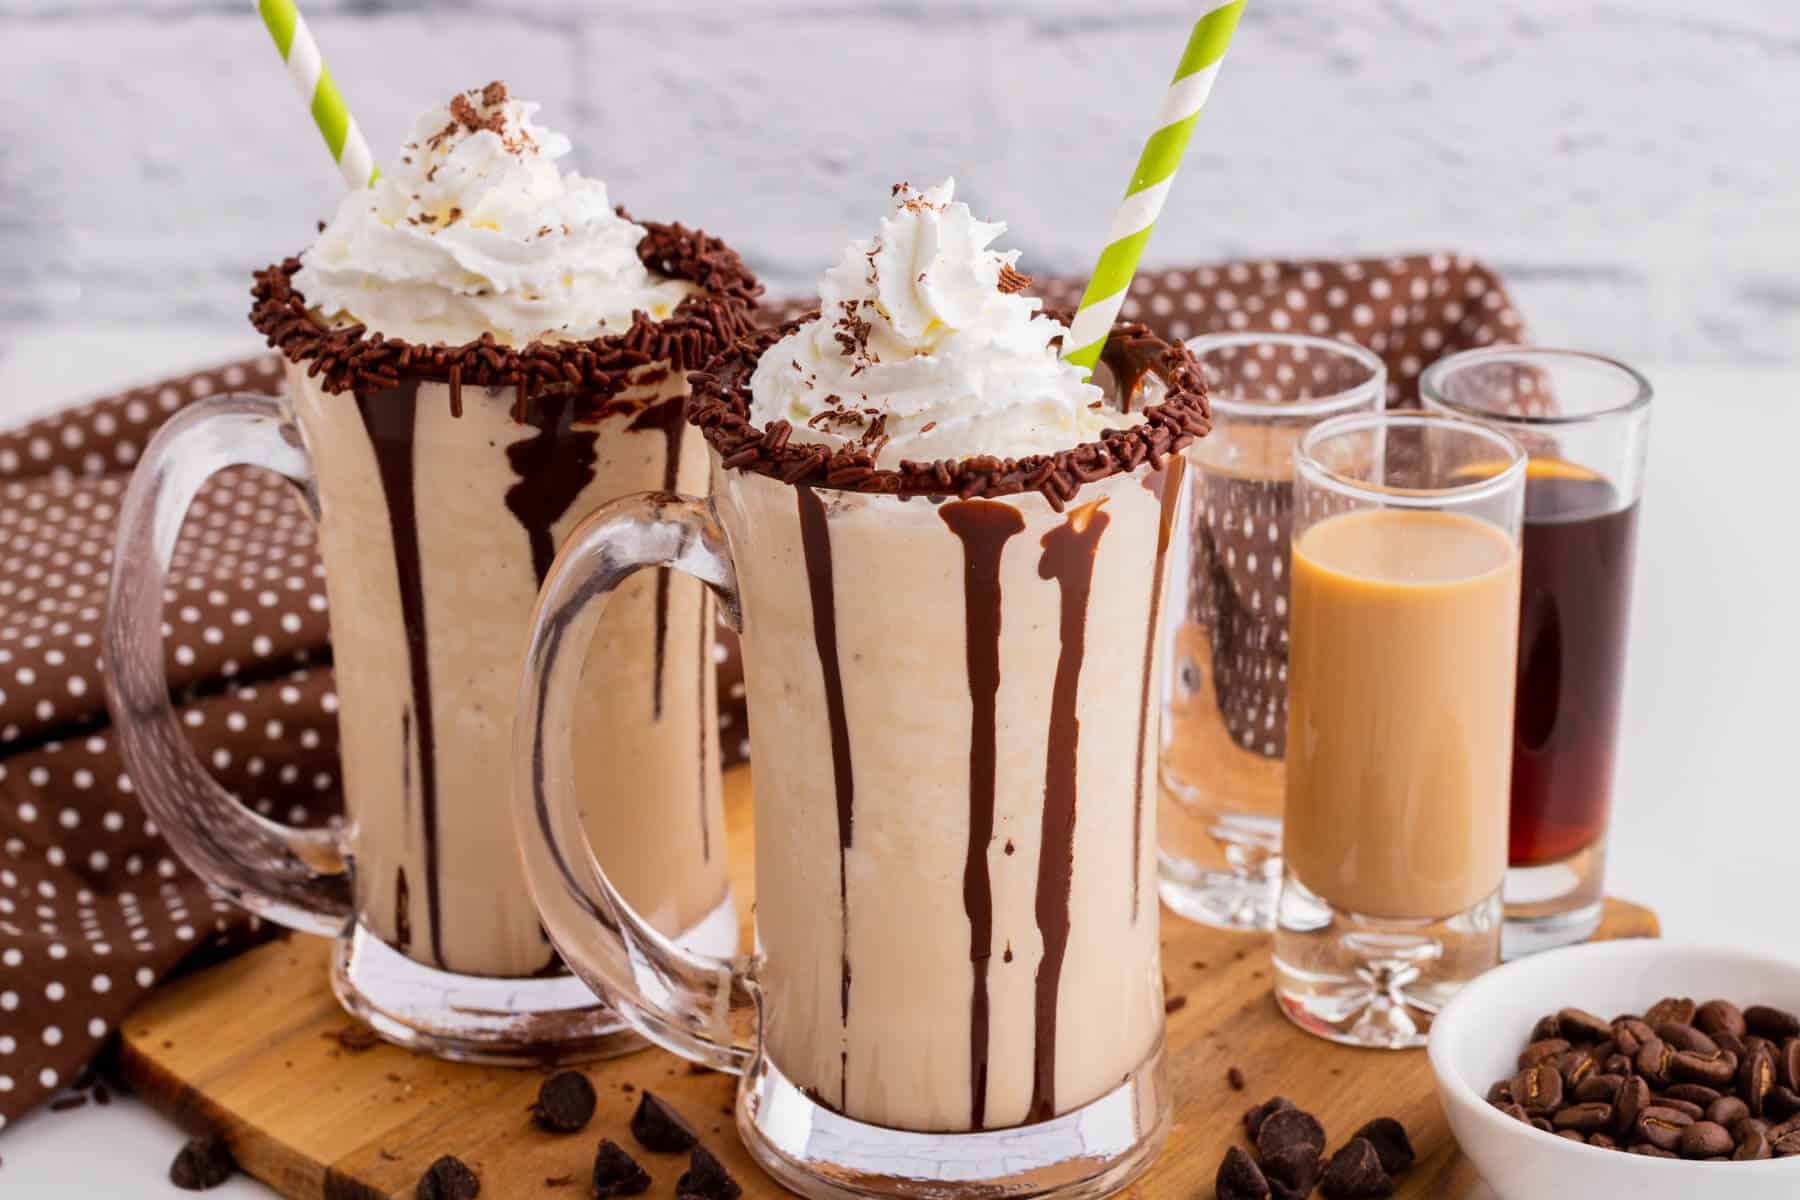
[1696,1000,1748,1043]
[531,1071,597,1133]
[676,1145,741,1200]
[1746,1006,1800,1042]
[1678,1121,1735,1159]
[1349,1117,1414,1176]
[417,1155,481,1200]
[169,1135,236,1191]
[1215,1145,1271,1200]
[1557,1008,1614,1043]
[592,1140,652,1197]
[1645,997,1698,1026]
[1320,1138,1393,1198]
[1256,1107,1327,1162]
[1227,1066,1247,1091]
[1262,1145,1319,1200]
[1244,1096,1295,1140]
[631,1091,699,1153]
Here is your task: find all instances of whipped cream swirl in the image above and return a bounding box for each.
[293,83,690,346]
[748,179,1132,464]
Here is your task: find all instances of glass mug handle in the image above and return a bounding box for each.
[102,394,353,936]
[512,492,756,1073]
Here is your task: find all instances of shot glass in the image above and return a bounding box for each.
[1158,333,1385,931]
[1421,348,1651,958]
[1273,412,1525,1049]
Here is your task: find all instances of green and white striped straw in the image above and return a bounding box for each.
[1063,0,1245,374]
[256,0,378,190]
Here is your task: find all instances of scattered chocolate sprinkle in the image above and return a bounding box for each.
[417,1154,481,1200]
[592,1140,652,1197]
[169,1135,236,1192]
[631,1090,699,1153]
[248,218,760,424]
[532,1070,597,1133]
[93,1083,112,1106]
[49,1094,88,1112]
[688,313,1209,510]
[481,80,508,108]
[328,1023,381,1052]
[1228,1066,1247,1091]
[996,264,1033,294]
[543,1174,575,1189]
[676,1145,741,1200]
[1165,994,1188,1014]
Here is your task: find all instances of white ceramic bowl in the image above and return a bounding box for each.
[1429,940,1800,1200]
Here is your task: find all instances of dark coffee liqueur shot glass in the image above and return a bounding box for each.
[1422,348,1651,957]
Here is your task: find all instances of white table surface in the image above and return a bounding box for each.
[0,323,1794,1197]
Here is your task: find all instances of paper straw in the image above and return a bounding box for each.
[256,0,378,190]
[1063,1,1245,374]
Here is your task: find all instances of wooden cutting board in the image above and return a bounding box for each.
[119,768,1657,1199]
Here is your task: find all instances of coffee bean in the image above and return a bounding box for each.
[1659,1098,1705,1121]
[1734,1117,1771,1143]
[1531,1014,1563,1042]
[1573,1074,1623,1103]
[1611,1018,1654,1057]
[1671,1048,1738,1088]
[1635,1038,1674,1086]
[417,1156,481,1200]
[1715,1032,1748,1059]
[631,1092,699,1153]
[1769,1115,1800,1156]
[1664,1084,1722,1108]
[532,1071,597,1133]
[1530,1117,1554,1133]
[1512,1064,1564,1114]
[1782,1040,1800,1091]
[1602,1053,1633,1077]
[1485,1080,1514,1106]
[1646,997,1698,1026]
[1734,1131,1773,1161]
[1678,1121,1734,1159]
[1654,1022,1719,1055]
[1263,1144,1321,1200]
[592,1140,652,1198]
[675,1145,741,1200]
[1320,1139,1393,1199]
[1696,1000,1748,1042]
[1244,1096,1295,1140]
[1629,1144,1679,1159]
[1632,1106,1695,1151]
[1215,1146,1271,1200]
[1350,1117,1415,1176]
[1257,1107,1327,1162]
[1557,1007,1614,1044]
[1614,1076,1651,1135]
[1556,1130,1586,1143]
[1741,1043,1778,1116]
[1555,1049,1600,1089]
[1553,1103,1613,1133]
[1745,1006,1800,1042]
[1707,1096,1750,1126]
[169,1135,236,1192]
[1588,1132,1618,1150]
[1517,1038,1570,1070]
[1495,1101,1530,1123]
[1767,1086,1800,1121]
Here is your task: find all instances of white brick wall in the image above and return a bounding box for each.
[3,0,1797,364]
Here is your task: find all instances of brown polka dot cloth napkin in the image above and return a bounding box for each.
[0,253,1522,1128]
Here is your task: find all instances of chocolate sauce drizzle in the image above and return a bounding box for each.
[627,393,687,720]
[394,867,412,952]
[940,499,1027,1131]
[354,380,447,968]
[1029,500,1111,1123]
[505,391,601,585]
[795,485,854,1110]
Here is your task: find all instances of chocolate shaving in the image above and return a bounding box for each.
[686,312,1210,511]
[248,217,760,426]
[996,264,1033,294]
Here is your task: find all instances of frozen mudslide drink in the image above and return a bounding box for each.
[105,84,758,1061]
[515,181,1212,1198]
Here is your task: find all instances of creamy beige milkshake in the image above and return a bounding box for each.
[250,86,756,986]
[695,182,1212,1132]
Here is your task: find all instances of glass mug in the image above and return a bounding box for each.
[512,333,1196,1198]
[1421,347,1651,958]
[103,356,735,1063]
[1158,332,1385,931]
[1273,412,1525,1049]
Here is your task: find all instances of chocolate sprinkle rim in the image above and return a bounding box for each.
[686,314,1212,510]
[248,214,762,411]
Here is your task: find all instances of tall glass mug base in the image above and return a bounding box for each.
[1502,837,1607,959]
[736,1043,1170,1200]
[1156,769,1280,930]
[1272,871,1502,1050]
[333,892,739,1065]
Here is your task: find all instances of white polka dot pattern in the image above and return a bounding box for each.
[0,255,1526,1127]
